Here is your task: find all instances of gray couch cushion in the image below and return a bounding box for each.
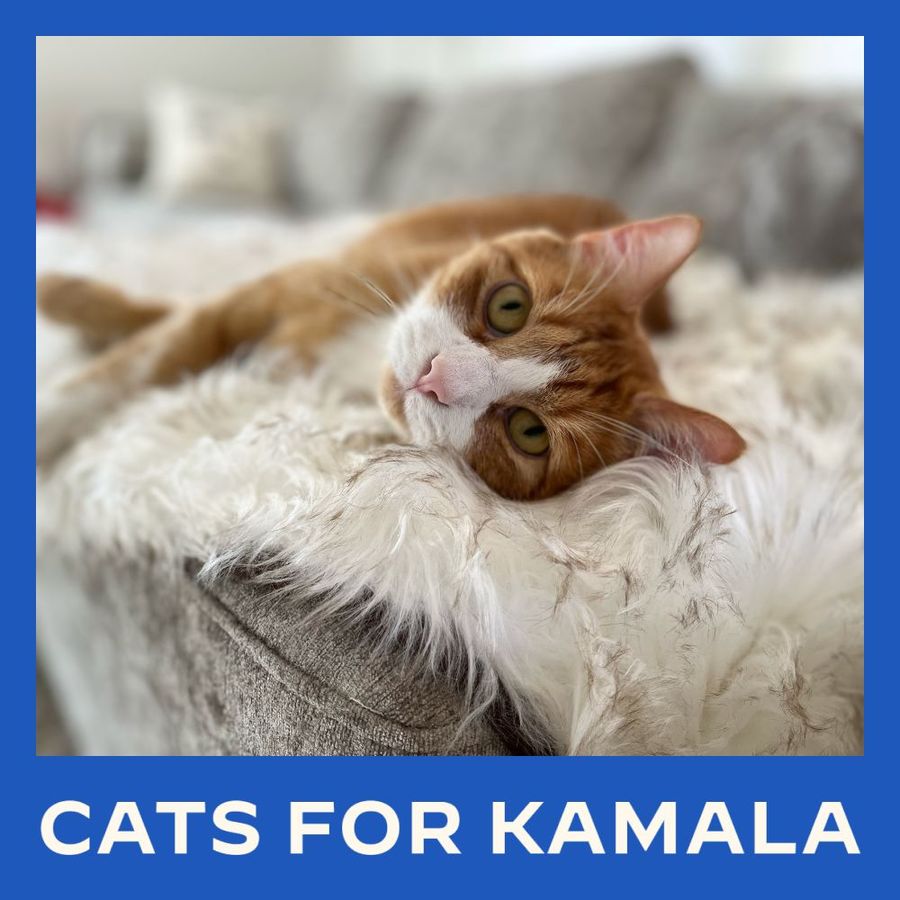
[37,549,516,755]
[284,91,419,212]
[374,55,698,209]
[624,88,864,276]
[73,57,863,279]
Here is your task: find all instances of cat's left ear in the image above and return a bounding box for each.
[632,394,746,464]
[574,215,702,311]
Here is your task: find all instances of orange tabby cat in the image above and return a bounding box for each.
[36,194,745,499]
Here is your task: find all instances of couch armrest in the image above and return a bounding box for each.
[37,547,517,755]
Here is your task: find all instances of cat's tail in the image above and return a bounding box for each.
[37,274,172,345]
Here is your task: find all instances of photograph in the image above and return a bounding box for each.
[35,35,863,758]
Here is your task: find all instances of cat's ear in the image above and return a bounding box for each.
[632,394,746,464]
[574,215,702,311]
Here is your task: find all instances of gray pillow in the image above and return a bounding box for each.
[374,55,698,209]
[285,91,419,212]
[625,88,864,276]
[79,113,148,187]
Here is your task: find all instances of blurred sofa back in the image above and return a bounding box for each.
[73,53,863,277]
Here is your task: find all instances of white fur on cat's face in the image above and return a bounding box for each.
[387,288,560,452]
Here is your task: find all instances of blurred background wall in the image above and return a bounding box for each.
[37,36,863,193]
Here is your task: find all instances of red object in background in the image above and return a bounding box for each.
[36,190,73,220]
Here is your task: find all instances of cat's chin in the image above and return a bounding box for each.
[378,365,410,437]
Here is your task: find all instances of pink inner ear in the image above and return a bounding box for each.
[634,395,746,464]
[574,215,703,308]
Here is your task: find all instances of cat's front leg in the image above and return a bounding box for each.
[36,305,216,466]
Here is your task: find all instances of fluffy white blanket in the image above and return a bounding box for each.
[36,216,863,755]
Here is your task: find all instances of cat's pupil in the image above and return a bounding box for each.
[524,425,545,437]
[501,301,520,310]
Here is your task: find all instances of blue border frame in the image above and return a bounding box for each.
[15,19,883,895]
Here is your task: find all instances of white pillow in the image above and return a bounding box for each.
[146,85,283,202]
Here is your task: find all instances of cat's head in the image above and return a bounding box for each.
[381,216,745,500]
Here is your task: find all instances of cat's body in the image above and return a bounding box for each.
[37,194,744,499]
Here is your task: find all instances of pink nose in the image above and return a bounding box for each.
[415,354,450,405]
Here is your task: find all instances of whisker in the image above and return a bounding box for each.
[546,249,579,310]
[589,251,628,301]
[583,410,693,468]
[588,411,661,445]
[347,270,398,310]
[560,418,606,471]
[559,247,578,297]
[561,428,585,481]
[557,257,612,314]
[384,255,418,297]
[556,249,628,316]
[323,287,378,318]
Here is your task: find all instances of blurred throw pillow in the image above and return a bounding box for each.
[374,55,698,209]
[285,92,419,212]
[625,88,864,276]
[146,85,284,202]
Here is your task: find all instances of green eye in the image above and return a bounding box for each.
[507,408,550,456]
[486,282,532,334]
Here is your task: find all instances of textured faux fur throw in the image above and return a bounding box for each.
[36,217,863,755]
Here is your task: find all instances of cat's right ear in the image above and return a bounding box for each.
[574,215,702,311]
